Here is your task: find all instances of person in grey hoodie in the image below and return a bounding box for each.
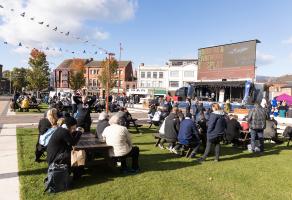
[247,102,269,153]
[197,103,226,162]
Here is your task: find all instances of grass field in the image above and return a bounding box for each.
[17,127,292,200]
[16,103,48,114]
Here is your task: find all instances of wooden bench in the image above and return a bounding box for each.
[127,118,141,134]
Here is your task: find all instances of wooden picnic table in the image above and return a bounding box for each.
[74,133,114,168]
[29,103,41,112]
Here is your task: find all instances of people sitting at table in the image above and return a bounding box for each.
[197,103,226,163]
[35,108,58,162]
[115,107,128,127]
[173,113,200,158]
[225,115,241,146]
[73,95,96,132]
[102,115,140,173]
[96,112,110,141]
[21,96,30,112]
[264,117,281,143]
[47,117,83,179]
[158,107,180,151]
[151,107,163,126]
[148,104,156,120]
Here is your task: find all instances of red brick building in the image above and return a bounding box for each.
[55,58,136,96]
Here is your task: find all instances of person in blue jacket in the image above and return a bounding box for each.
[197,103,226,162]
[173,113,200,158]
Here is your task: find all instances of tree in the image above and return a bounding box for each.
[98,56,118,112]
[11,67,28,92]
[68,59,86,91]
[27,48,50,97]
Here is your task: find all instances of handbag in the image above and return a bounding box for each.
[71,150,86,167]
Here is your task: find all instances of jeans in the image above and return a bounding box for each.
[201,137,221,160]
[250,129,264,152]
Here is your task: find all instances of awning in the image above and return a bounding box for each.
[190,81,247,88]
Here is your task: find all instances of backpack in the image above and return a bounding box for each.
[44,163,69,193]
[39,127,57,147]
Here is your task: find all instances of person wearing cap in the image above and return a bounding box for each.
[96,112,110,140]
[47,117,83,166]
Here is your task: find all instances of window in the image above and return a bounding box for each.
[147,72,151,78]
[153,72,157,78]
[140,81,146,87]
[184,71,194,77]
[126,85,130,89]
[147,81,151,87]
[89,79,93,86]
[159,81,163,87]
[170,71,179,77]
[93,79,97,86]
[132,85,136,89]
[141,72,145,78]
[169,81,179,87]
[159,72,163,78]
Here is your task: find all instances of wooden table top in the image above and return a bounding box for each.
[75,132,112,150]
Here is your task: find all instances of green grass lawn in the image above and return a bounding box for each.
[17,127,292,200]
[16,103,48,114]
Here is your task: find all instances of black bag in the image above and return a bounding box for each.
[44,163,69,193]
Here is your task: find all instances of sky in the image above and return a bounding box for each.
[0,0,292,77]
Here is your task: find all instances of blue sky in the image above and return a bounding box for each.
[0,0,292,76]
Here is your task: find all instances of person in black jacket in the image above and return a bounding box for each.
[73,95,96,132]
[197,111,207,149]
[47,117,83,179]
[225,115,241,145]
[159,107,180,151]
[197,103,226,162]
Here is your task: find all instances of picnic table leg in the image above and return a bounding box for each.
[132,121,140,134]
[155,137,161,147]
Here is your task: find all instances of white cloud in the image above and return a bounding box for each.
[93,29,109,40]
[0,0,137,53]
[282,36,292,44]
[256,51,275,65]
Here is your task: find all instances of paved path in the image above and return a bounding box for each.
[0,100,19,200]
[0,124,19,200]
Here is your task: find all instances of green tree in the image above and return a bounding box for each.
[98,56,118,112]
[27,49,50,97]
[11,67,28,92]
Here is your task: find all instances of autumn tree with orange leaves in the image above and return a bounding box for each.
[27,48,50,97]
[68,59,86,92]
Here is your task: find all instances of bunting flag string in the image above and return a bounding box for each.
[0,3,102,48]
[0,3,112,57]
[1,38,105,57]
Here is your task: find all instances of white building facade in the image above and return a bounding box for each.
[167,59,198,92]
[137,59,198,96]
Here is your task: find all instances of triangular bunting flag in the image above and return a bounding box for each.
[4,41,8,44]
[38,22,44,24]
[46,24,50,27]
[20,12,25,17]
[60,31,63,34]
[72,51,75,54]
[53,27,57,31]
[65,32,70,36]
[46,47,49,50]
[94,51,98,54]
[0,5,4,8]
[30,17,34,20]
[83,50,86,53]
[10,9,14,11]
[18,42,22,46]
[59,48,62,51]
